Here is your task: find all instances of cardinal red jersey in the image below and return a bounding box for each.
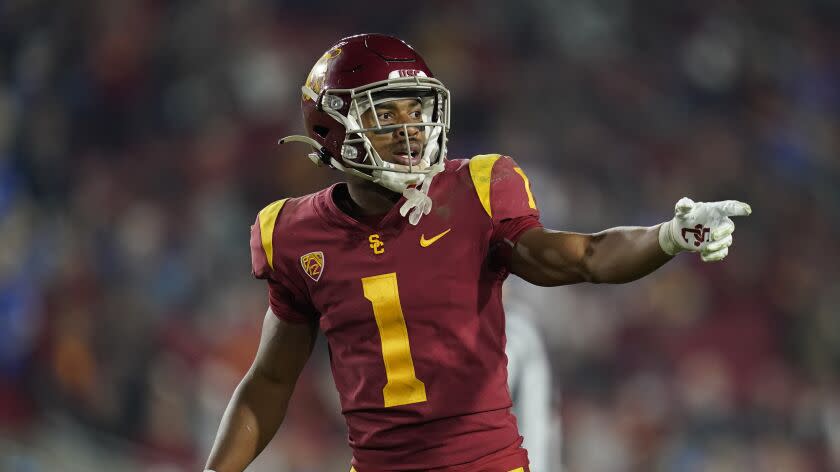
[249,155,541,471]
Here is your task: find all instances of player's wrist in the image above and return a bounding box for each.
[658,220,682,256]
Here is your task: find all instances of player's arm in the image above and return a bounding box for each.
[510,198,751,286]
[511,225,670,285]
[205,308,317,472]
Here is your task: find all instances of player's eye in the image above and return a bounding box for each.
[377,112,393,122]
[410,110,423,120]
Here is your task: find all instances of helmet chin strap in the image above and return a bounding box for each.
[373,158,426,191]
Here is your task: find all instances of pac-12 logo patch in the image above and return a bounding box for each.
[300,251,325,282]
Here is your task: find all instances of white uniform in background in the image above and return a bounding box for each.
[505,301,562,472]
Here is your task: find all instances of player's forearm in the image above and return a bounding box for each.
[582,224,672,283]
[205,371,294,472]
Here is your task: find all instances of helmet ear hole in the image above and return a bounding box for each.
[313,125,329,138]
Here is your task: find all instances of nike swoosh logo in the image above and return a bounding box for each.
[420,229,451,247]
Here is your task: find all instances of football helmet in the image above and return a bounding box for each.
[280,34,451,223]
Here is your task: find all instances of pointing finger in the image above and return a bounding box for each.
[714,200,752,217]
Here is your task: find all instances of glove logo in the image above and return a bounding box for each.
[682,224,710,247]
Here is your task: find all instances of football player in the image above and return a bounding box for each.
[504,298,558,472]
[205,34,751,472]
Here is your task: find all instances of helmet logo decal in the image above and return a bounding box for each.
[388,69,427,79]
[303,47,342,101]
[300,251,325,281]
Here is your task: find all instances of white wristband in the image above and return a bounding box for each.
[658,221,681,256]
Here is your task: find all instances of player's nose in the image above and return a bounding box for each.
[394,117,420,138]
[397,123,420,137]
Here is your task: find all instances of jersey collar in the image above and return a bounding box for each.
[316,183,407,233]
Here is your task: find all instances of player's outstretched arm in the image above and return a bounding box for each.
[205,309,317,472]
[510,198,751,286]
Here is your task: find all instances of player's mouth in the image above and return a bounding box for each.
[392,144,422,166]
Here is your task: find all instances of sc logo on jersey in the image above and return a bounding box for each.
[369,234,385,254]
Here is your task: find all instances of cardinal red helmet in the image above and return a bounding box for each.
[283,34,450,191]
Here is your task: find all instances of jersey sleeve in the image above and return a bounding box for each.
[250,199,287,280]
[468,154,542,244]
[266,277,317,324]
[249,199,317,324]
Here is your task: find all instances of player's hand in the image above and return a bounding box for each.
[658,197,752,262]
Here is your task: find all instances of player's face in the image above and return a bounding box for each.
[361,98,426,168]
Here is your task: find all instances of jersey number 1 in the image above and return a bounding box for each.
[362,272,427,407]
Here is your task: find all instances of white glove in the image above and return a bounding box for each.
[658,197,752,262]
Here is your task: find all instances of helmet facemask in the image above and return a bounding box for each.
[313,74,450,191]
[282,69,451,225]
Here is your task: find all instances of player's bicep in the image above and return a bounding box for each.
[509,227,593,286]
[250,308,317,386]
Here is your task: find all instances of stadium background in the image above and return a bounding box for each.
[1,0,839,470]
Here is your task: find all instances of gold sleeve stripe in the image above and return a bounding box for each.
[258,198,288,270]
[468,154,502,218]
[513,167,537,209]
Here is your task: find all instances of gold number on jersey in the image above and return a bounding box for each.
[361,272,427,407]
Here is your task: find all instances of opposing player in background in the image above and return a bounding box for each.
[205,34,751,472]
[504,296,560,472]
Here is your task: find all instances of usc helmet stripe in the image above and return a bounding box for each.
[468,154,502,218]
[258,198,289,270]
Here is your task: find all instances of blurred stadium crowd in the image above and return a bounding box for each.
[2,0,840,470]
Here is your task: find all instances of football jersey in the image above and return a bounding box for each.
[249,155,542,471]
